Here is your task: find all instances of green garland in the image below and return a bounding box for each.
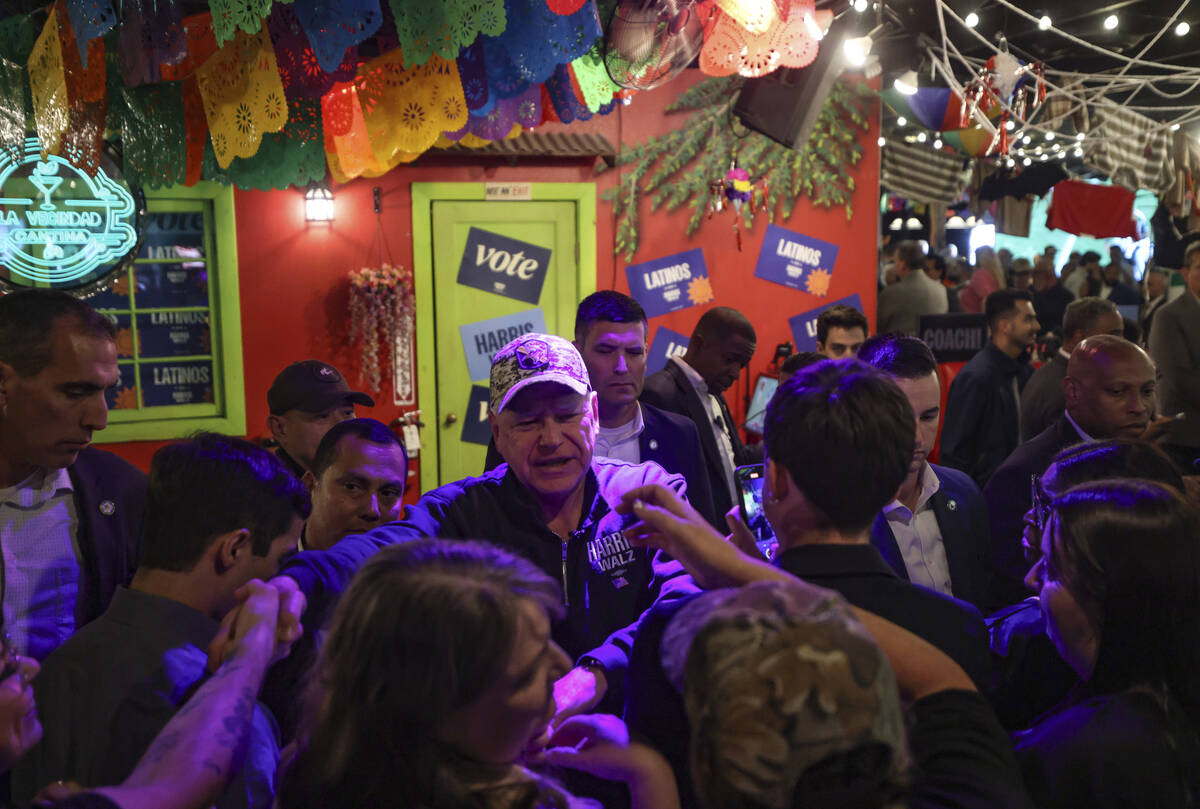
[600,75,873,261]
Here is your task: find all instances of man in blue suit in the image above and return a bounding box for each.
[859,334,993,611]
[487,292,718,528]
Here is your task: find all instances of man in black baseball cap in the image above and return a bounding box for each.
[266,360,374,478]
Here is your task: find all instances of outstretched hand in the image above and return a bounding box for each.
[617,485,786,590]
[207,578,306,672]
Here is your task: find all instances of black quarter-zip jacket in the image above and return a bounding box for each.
[283,456,698,694]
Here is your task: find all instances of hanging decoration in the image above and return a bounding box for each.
[0,0,847,191]
[348,263,414,394]
[707,162,769,250]
[601,75,871,260]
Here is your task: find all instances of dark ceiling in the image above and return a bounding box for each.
[866,0,1200,122]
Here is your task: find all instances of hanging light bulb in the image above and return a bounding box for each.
[1176,21,1190,35]
[1170,123,1181,131]
[894,69,919,95]
[1005,119,1015,131]
[1103,14,1118,30]
[853,0,869,11]
[1040,154,1049,161]
[897,116,907,127]
[917,131,928,143]
[1022,135,1032,145]
[1023,157,1032,166]
[1073,147,1083,157]
[1045,131,1055,140]
[878,136,886,147]
[965,12,979,27]
[1075,132,1085,141]
[933,137,943,149]
[1038,15,1051,29]
[843,35,874,67]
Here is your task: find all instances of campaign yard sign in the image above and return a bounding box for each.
[787,294,864,352]
[456,227,551,304]
[646,326,689,376]
[754,224,839,296]
[460,308,547,382]
[624,248,713,318]
[461,385,493,446]
[919,313,989,362]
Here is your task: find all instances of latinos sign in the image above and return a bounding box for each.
[753,224,839,297]
[456,227,552,305]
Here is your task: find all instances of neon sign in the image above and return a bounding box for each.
[0,136,143,290]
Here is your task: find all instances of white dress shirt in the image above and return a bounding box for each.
[595,404,645,465]
[0,467,82,660]
[882,462,953,596]
[671,356,738,501]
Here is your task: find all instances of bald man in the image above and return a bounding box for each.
[983,335,1164,605]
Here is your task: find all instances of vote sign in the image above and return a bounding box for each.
[787,295,864,352]
[754,224,839,296]
[461,384,493,446]
[457,227,551,304]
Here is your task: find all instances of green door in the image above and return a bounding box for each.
[414,185,595,488]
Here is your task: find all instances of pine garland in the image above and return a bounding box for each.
[600,75,873,261]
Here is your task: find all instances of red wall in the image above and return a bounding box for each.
[100,69,881,489]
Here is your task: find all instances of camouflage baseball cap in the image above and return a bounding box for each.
[663,581,909,809]
[489,333,591,413]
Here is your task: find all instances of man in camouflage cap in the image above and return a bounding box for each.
[277,333,696,725]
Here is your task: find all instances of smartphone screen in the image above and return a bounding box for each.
[736,464,778,560]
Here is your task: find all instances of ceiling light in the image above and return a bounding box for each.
[905,217,922,230]
[843,35,874,66]
[1038,15,1051,30]
[1176,21,1190,35]
[1045,131,1055,140]
[1005,119,1015,131]
[894,69,919,95]
[897,116,907,127]
[853,0,868,11]
[947,215,967,228]
[1023,157,1032,166]
[917,131,927,142]
[878,136,886,146]
[933,137,943,149]
[965,12,979,28]
[1103,14,1118,30]
[889,218,903,231]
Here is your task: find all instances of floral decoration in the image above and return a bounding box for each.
[347,262,414,393]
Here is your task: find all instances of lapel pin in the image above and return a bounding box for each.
[947,499,957,511]
[99,500,116,516]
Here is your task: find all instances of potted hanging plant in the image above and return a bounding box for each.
[347,263,414,394]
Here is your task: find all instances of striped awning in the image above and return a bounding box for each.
[1084,104,1175,196]
[881,141,969,204]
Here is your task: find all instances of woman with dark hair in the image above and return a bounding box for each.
[1016,478,1200,808]
[277,539,678,809]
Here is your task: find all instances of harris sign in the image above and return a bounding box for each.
[0,136,145,294]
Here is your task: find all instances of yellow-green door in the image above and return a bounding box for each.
[418,186,594,487]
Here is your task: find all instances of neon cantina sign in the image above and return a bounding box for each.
[0,137,139,285]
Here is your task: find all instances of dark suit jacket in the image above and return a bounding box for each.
[641,360,761,525]
[1148,291,1200,449]
[941,342,1034,487]
[869,463,993,612]
[983,416,1084,607]
[775,543,992,689]
[1019,352,1068,442]
[66,448,148,629]
[482,402,720,528]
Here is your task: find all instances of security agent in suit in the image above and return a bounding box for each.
[641,307,762,527]
[984,335,1161,606]
[1148,244,1200,472]
[486,292,719,527]
[858,334,993,612]
[0,291,147,662]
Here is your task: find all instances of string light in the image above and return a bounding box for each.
[1171,123,1181,131]
[1045,132,1054,140]
[965,12,979,28]
[1038,15,1051,30]
[1022,135,1032,144]
[1103,15,1118,30]
[1176,22,1191,36]
[1040,154,1049,161]
[897,116,907,126]
[1073,147,1083,157]
[1023,157,1032,165]
[878,136,886,146]
[934,136,943,149]
[1005,119,1015,130]
[1075,133,1085,141]
[916,131,928,142]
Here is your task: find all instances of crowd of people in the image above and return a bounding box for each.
[0,254,1197,809]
